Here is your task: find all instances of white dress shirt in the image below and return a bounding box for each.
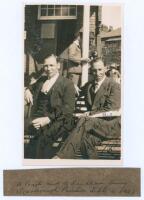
[74,40,80,48]
[41,73,59,94]
[94,75,106,93]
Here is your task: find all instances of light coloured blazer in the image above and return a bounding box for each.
[68,42,82,74]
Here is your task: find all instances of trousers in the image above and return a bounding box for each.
[57,116,121,159]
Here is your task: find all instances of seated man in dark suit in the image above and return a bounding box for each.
[24,54,75,159]
[56,58,121,159]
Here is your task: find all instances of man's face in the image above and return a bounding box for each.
[91,61,106,82]
[43,56,60,79]
[89,38,94,46]
[110,68,119,79]
[76,35,81,43]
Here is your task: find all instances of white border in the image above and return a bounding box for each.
[1,0,144,199]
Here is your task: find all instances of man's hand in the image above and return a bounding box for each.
[81,58,90,64]
[32,117,51,129]
[74,84,81,96]
[25,89,33,105]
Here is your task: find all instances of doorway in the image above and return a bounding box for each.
[56,20,76,58]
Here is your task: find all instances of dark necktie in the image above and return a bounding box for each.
[90,83,98,103]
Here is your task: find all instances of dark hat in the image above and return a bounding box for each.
[110,63,119,70]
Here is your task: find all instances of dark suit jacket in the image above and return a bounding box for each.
[83,77,121,139]
[57,77,121,159]
[68,42,82,74]
[25,75,76,158]
[82,77,120,113]
[29,75,75,140]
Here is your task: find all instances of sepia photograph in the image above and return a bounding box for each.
[24,4,121,161]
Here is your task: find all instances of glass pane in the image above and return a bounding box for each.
[41,5,47,9]
[62,5,69,8]
[48,5,54,9]
[41,9,47,16]
[69,5,76,9]
[69,8,76,16]
[55,8,61,16]
[48,9,54,16]
[55,5,61,9]
[62,8,69,16]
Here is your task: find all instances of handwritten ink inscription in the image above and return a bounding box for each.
[15,180,135,195]
[4,168,140,196]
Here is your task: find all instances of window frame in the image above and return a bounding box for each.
[38,5,77,20]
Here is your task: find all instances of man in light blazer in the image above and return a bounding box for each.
[67,32,82,86]
[24,54,75,159]
[56,58,121,159]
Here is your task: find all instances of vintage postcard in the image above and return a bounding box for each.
[1,0,144,199]
[24,4,122,165]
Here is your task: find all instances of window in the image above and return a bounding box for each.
[41,23,55,39]
[38,5,77,20]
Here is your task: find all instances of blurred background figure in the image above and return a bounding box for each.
[106,63,121,84]
[89,32,98,61]
[68,32,82,87]
[88,32,98,83]
[68,32,89,95]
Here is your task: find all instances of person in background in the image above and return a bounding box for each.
[89,32,97,62]
[106,63,121,84]
[68,32,89,95]
[88,32,98,82]
[68,32,82,86]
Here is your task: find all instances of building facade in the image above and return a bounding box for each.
[24,5,101,84]
[101,28,121,67]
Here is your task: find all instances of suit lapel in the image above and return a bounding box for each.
[49,75,62,101]
[86,83,93,106]
[51,75,62,90]
[91,77,109,109]
[35,77,47,97]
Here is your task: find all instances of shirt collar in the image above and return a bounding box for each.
[48,72,59,81]
[41,73,59,94]
[74,40,80,47]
